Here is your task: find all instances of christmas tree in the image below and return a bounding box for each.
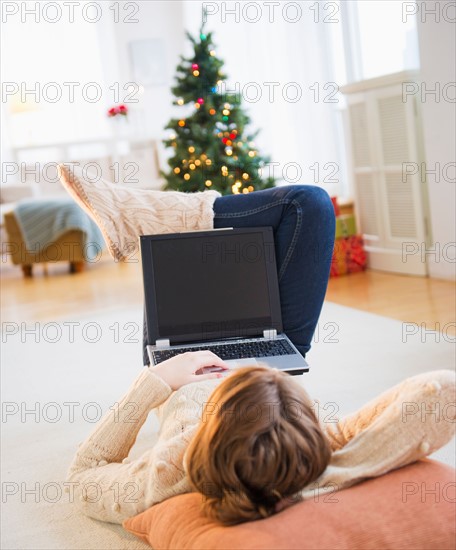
[162,25,275,195]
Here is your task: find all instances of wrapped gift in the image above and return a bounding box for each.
[335,214,357,239]
[330,235,367,277]
[330,241,348,277]
[331,196,341,216]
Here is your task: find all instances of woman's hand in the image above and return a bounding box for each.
[152,351,230,391]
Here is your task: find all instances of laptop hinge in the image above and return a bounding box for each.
[155,338,171,348]
[263,329,277,340]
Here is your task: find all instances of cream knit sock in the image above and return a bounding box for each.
[58,164,221,261]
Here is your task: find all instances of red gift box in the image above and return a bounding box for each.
[331,196,341,217]
[330,235,367,277]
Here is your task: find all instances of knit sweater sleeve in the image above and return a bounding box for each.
[301,370,456,500]
[66,367,177,524]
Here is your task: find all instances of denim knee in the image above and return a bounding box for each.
[285,184,333,212]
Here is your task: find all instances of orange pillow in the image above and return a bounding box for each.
[123,460,456,550]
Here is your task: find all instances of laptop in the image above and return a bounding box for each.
[140,227,309,375]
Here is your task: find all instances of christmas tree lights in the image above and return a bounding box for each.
[162,24,275,194]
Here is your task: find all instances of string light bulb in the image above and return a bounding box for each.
[177,98,184,106]
[242,173,249,180]
[174,167,181,174]
[178,120,185,127]
[189,163,196,170]
[193,70,200,77]
[188,146,195,153]
[209,108,216,115]
[183,173,190,180]
[205,180,212,187]
[248,150,255,157]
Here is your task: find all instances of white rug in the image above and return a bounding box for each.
[1,302,455,550]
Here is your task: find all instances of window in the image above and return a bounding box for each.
[339,0,419,83]
[2,1,110,148]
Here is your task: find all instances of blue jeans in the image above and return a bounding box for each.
[143,185,335,364]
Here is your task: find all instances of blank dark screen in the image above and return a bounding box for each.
[150,232,272,337]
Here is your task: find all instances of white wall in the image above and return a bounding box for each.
[417,14,456,280]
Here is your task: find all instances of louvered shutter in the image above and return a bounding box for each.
[342,72,429,275]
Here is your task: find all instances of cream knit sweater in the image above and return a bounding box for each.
[67,368,455,524]
[58,165,455,523]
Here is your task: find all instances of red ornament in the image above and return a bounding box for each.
[229,132,236,139]
[197,98,204,104]
[222,137,228,144]
[191,63,199,70]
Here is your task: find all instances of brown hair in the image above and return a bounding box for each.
[185,366,331,525]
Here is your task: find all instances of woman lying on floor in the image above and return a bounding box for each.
[59,164,455,525]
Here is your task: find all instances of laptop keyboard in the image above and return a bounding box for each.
[151,338,297,364]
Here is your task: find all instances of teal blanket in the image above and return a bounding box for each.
[14,198,105,259]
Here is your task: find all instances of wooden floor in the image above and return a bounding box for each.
[1,254,455,334]
[326,269,455,335]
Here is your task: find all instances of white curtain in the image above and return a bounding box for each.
[183,1,346,195]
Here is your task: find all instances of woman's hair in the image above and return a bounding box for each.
[185,366,331,525]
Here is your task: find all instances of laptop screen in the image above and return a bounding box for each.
[141,228,283,343]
